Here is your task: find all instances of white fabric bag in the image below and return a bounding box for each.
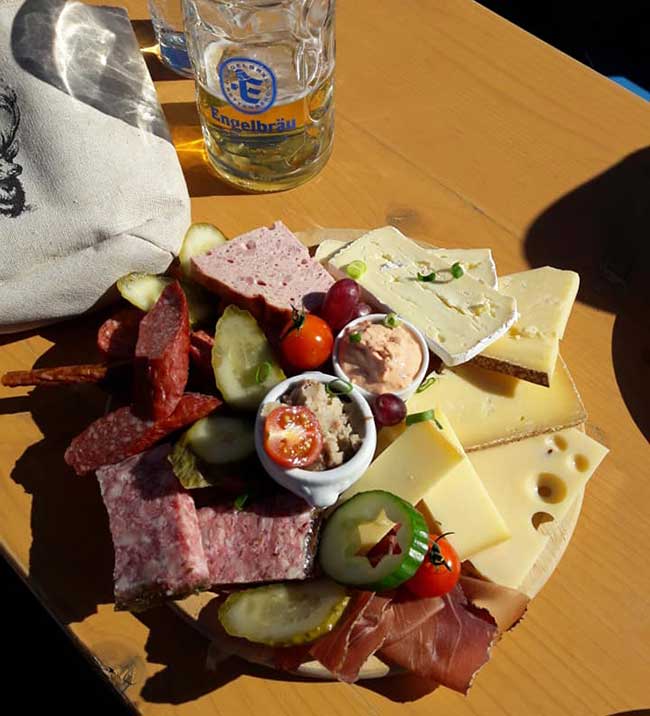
[0,0,190,333]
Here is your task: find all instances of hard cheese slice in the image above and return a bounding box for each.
[471,267,580,386]
[338,413,463,550]
[406,356,586,451]
[467,428,608,592]
[317,238,498,288]
[328,227,517,365]
[417,414,510,560]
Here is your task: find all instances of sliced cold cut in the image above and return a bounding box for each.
[197,493,320,585]
[190,222,334,336]
[97,307,144,360]
[96,444,210,611]
[134,281,190,420]
[65,392,221,475]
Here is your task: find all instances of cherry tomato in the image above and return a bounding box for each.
[280,310,333,370]
[263,405,323,468]
[405,533,460,598]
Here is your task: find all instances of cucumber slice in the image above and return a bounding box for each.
[168,432,213,489]
[179,279,216,327]
[116,272,173,312]
[212,305,285,410]
[319,490,429,591]
[186,415,254,464]
[219,580,350,647]
[179,223,228,277]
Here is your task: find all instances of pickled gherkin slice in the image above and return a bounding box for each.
[179,223,228,277]
[218,580,350,647]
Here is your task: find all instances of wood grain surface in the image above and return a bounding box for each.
[1,1,649,715]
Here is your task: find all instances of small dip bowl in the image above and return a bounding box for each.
[332,314,430,403]
[255,371,377,508]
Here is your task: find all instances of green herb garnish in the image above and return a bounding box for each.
[416,374,437,393]
[325,378,353,397]
[255,361,272,384]
[405,409,444,430]
[383,312,400,329]
[451,262,464,279]
[346,260,367,279]
[349,332,362,344]
[234,493,249,511]
[417,271,436,282]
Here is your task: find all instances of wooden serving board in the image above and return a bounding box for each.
[174,229,587,680]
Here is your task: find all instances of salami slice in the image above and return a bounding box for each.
[2,363,111,387]
[189,329,215,384]
[65,392,221,476]
[96,444,210,611]
[134,281,190,420]
[97,308,144,360]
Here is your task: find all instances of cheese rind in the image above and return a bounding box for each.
[328,227,518,366]
[467,428,608,592]
[407,357,586,451]
[318,238,498,288]
[418,416,510,560]
[472,267,580,386]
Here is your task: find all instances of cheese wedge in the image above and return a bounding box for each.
[317,238,498,288]
[406,357,586,451]
[339,412,463,549]
[328,227,517,366]
[472,267,580,386]
[467,428,608,593]
[418,415,510,560]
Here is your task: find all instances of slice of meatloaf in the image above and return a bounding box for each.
[190,222,333,335]
[197,493,321,586]
[96,444,210,611]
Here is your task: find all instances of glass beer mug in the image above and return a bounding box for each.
[183,0,335,192]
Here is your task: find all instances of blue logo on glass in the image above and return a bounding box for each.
[219,57,277,115]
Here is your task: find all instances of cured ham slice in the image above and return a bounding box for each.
[459,576,529,633]
[378,584,498,693]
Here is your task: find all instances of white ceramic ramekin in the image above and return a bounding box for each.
[254,371,377,508]
[332,314,430,403]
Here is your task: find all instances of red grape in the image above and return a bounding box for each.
[372,393,407,427]
[354,302,372,319]
[320,279,361,332]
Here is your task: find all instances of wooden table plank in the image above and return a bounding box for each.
[1,1,648,714]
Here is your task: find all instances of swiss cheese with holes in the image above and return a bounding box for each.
[467,428,608,592]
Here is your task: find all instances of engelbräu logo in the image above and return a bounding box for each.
[219,57,276,114]
[209,108,297,134]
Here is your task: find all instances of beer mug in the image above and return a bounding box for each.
[183,0,335,192]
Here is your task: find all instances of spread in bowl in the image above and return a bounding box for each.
[333,314,429,402]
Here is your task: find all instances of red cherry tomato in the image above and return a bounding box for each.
[405,533,460,598]
[280,310,333,370]
[263,405,323,468]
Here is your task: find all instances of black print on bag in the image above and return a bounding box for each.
[0,84,26,218]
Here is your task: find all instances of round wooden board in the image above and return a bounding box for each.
[173,229,586,681]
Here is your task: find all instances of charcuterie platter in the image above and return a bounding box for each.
[1,223,608,696]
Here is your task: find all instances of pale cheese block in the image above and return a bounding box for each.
[328,227,518,366]
[417,414,511,560]
[338,412,463,550]
[406,356,586,451]
[467,428,608,592]
[317,238,498,288]
[472,267,580,386]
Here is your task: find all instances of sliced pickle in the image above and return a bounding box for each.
[179,223,228,277]
[218,580,350,647]
[116,272,173,312]
[212,305,285,410]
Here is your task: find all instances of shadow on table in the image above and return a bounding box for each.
[0,313,117,624]
[161,101,246,198]
[524,147,650,442]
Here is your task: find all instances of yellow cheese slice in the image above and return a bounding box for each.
[406,356,586,451]
[472,267,580,386]
[339,412,463,549]
[467,428,608,592]
[418,415,511,560]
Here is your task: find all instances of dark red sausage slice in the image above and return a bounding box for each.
[97,308,144,360]
[64,393,221,476]
[133,282,190,420]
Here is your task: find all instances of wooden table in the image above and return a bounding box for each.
[1,1,649,714]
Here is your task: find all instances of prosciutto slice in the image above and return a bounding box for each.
[378,584,498,693]
[459,576,529,633]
